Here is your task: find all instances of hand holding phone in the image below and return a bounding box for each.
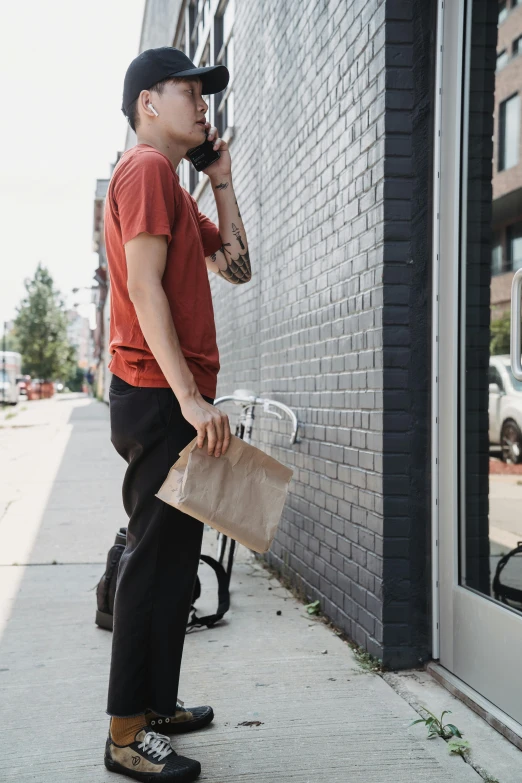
[186,129,221,172]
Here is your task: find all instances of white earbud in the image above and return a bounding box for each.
[148,103,159,117]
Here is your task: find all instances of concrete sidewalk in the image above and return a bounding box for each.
[0,396,517,781]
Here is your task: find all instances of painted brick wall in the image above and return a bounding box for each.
[138,0,436,668]
[199,0,390,659]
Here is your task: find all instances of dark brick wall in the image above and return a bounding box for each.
[194,0,436,667]
[381,0,436,667]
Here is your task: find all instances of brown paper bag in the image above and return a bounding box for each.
[156,433,294,553]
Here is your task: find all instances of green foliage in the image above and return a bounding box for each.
[2,327,19,352]
[65,366,85,392]
[305,599,321,615]
[14,263,77,381]
[490,312,511,356]
[409,709,464,745]
[346,641,383,672]
[447,737,471,758]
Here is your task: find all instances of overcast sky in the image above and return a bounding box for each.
[0,0,146,325]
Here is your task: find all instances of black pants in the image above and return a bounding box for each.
[106,373,214,717]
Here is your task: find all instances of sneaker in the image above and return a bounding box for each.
[146,700,214,735]
[104,726,201,782]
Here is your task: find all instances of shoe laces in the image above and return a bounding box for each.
[137,730,174,761]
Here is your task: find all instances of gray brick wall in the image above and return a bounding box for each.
[139,0,436,668]
[200,0,390,659]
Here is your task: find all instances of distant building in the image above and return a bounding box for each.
[66,309,93,369]
[92,176,110,401]
[92,153,124,402]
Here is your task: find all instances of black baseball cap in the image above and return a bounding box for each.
[121,47,229,116]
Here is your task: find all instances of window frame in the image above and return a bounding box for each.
[506,221,522,271]
[498,92,520,171]
[496,48,509,70]
[175,0,235,196]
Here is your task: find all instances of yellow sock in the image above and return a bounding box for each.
[110,714,147,745]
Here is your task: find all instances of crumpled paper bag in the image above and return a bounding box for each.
[156,433,294,553]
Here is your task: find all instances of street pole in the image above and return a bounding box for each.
[2,321,6,407]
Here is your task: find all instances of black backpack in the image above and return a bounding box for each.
[95,527,230,632]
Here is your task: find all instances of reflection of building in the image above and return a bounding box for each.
[66,309,92,369]
[492,4,522,317]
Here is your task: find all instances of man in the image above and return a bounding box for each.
[103,47,251,782]
[85,367,95,397]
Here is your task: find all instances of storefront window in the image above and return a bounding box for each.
[461,0,522,615]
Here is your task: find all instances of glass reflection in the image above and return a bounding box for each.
[462,0,522,614]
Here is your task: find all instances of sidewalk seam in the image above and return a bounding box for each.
[381,671,499,783]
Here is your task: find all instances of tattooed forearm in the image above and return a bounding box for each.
[210,181,250,281]
[231,223,245,250]
[217,244,251,285]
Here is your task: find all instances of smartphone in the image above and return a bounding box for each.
[186,129,221,172]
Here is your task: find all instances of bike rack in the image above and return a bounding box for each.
[210,388,302,579]
[213,388,302,445]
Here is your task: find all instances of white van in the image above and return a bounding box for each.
[489,354,522,463]
[0,351,22,405]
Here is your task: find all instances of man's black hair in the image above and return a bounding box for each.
[123,75,203,134]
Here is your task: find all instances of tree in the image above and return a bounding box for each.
[14,263,77,381]
[490,312,511,356]
[2,326,19,352]
[65,365,85,392]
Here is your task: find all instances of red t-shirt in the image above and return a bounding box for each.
[104,143,222,398]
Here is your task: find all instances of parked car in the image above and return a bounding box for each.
[16,374,31,399]
[0,351,21,405]
[0,369,16,405]
[489,355,522,463]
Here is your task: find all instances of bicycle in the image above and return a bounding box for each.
[211,388,301,585]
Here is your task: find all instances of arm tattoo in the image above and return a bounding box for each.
[215,181,229,190]
[217,242,251,284]
[234,197,242,218]
[232,223,245,249]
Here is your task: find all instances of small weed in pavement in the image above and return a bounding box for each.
[447,737,471,759]
[346,642,383,672]
[410,708,465,745]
